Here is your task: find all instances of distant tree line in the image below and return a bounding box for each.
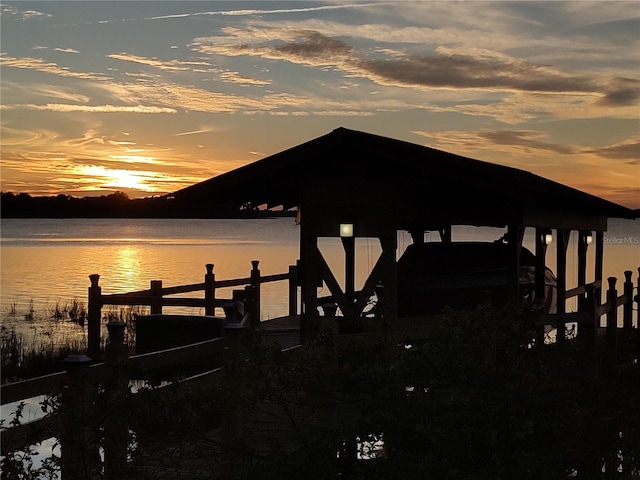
[0,192,295,218]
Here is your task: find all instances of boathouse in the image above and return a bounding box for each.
[172,127,636,341]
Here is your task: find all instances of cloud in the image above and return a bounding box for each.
[193,28,640,112]
[584,137,640,163]
[219,71,270,86]
[477,130,577,155]
[0,54,106,80]
[2,81,91,103]
[174,127,216,136]
[0,104,177,114]
[147,3,382,21]
[107,53,212,72]
[1,4,51,20]
[54,48,80,54]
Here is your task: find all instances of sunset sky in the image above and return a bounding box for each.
[1,1,639,208]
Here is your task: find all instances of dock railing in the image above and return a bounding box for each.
[87,261,299,359]
[0,320,250,479]
[539,268,639,352]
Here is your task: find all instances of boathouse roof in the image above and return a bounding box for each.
[173,127,634,231]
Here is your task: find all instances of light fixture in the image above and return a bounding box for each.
[340,223,354,238]
[585,233,593,245]
[544,232,553,245]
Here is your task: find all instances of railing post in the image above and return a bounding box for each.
[88,274,102,360]
[606,277,618,365]
[583,284,598,352]
[205,263,216,316]
[221,322,245,475]
[250,260,261,324]
[104,321,129,480]
[623,270,633,332]
[61,354,97,480]
[244,285,258,328]
[288,264,298,316]
[150,280,163,315]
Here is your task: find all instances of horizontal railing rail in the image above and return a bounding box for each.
[86,261,299,359]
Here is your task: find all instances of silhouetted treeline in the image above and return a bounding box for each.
[1,192,295,218]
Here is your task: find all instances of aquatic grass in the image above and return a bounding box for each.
[0,329,86,383]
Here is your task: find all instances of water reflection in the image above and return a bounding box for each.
[114,247,142,292]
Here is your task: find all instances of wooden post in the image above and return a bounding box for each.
[577,231,590,302]
[623,270,633,332]
[300,233,319,343]
[342,236,355,299]
[534,228,548,306]
[594,231,604,308]
[61,354,97,480]
[606,277,618,365]
[104,322,129,480]
[637,268,640,329]
[379,235,398,326]
[288,264,298,316]
[244,285,258,328]
[583,284,598,351]
[556,229,570,344]
[250,260,261,323]
[150,280,162,315]
[205,263,216,316]
[88,274,102,360]
[506,225,523,306]
[221,323,244,475]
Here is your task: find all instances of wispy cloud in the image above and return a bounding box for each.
[147,3,382,21]
[1,104,177,114]
[174,127,216,137]
[0,54,106,80]
[107,53,212,72]
[54,47,79,54]
[1,4,51,20]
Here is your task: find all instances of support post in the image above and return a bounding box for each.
[61,354,97,480]
[104,322,129,480]
[606,277,618,365]
[506,225,523,306]
[637,268,640,329]
[594,232,604,308]
[205,263,216,316]
[556,229,570,344]
[342,236,355,298]
[250,260,261,324]
[623,270,633,332]
[150,280,163,315]
[244,285,258,328]
[288,264,298,316]
[300,233,319,343]
[583,284,598,351]
[577,231,590,302]
[221,323,244,476]
[534,228,548,307]
[87,274,102,360]
[379,235,398,327]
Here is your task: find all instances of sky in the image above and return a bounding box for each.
[1,1,639,208]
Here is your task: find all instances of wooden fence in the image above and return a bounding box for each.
[540,268,639,351]
[87,261,299,359]
[0,320,259,479]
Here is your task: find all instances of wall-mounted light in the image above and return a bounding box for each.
[339,223,354,238]
[585,233,593,245]
[544,232,553,246]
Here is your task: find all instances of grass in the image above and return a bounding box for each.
[1,300,146,383]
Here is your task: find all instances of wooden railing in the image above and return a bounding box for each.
[539,268,639,349]
[87,262,298,358]
[0,321,241,479]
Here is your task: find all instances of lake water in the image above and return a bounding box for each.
[1,217,639,345]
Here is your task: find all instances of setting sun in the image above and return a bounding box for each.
[108,170,147,191]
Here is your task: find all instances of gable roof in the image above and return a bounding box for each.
[172,127,634,229]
